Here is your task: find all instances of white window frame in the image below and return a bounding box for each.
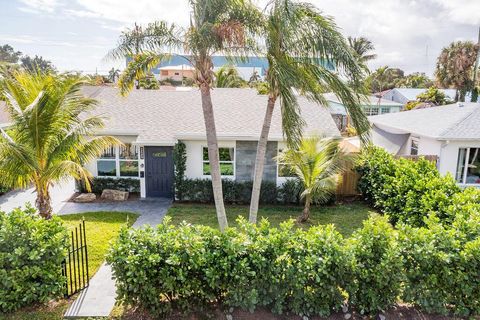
[380,107,391,114]
[276,147,296,178]
[457,147,480,186]
[410,139,419,156]
[201,146,235,178]
[97,145,140,179]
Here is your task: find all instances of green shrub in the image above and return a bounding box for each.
[180,179,278,204]
[348,214,403,315]
[107,217,351,317]
[277,179,302,205]
[0,207,68,312]
[79,177,140,193]
[399,214,480,316]
[173,142,187,200]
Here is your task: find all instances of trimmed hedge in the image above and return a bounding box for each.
[79,177,140,193]
[108,212,480,317]
[356,146,478,226]
[0,207,68,312]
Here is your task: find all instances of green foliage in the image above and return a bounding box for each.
[347,36,377,64]
[348,214,403,315]
[396,72,433,88]
[180,179,278,204]
[20,55,55,74]
[277,179,302,204]
[357,146,464,226]
[415,86,451,105]
[138,72,160,89]
[399,212,480,316]
[366,66,404,93]
[0,207,68,312]
[79,177,140,193]
[255,81,269,95]
[107,217,352,317]
[173,141,187,200]
[214,65,247,88]
[0,44,22,63]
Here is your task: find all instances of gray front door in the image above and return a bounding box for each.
[145,146,174,198]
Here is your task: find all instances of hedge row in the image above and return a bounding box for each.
[356,146,479,226]
[0,207,68,312]
[107,213,480,317]
[78,177,140,194]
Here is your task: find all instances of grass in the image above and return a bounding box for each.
[1,211,138,320]
[167,202,374,237]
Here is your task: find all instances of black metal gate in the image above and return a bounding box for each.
[61,219,89,297]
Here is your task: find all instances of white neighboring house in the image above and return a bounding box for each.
[80,87,340,198]
[368,102,480,186]
[379,88,457,105]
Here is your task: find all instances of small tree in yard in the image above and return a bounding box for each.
[276,136,353,222]
[0,71,119,219]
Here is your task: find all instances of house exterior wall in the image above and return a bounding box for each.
[438,140,480,183]
[184,140,236,180]
[235,141,278,182]
[382,89,409,105]
[159,69,194,82]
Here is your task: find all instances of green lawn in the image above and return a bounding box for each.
[167,202,374,237]
[2,211,138,320]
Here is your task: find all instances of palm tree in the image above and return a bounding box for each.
[108,67,120,83]
[248,0,369,223]
[0,71,119,219]
[348,36,377,64]
[108,1,261,232]
[276,136,353,222]
[214,65,246,88]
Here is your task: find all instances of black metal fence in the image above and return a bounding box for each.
[62,219,89,297]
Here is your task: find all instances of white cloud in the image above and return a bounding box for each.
[18,0,61,13]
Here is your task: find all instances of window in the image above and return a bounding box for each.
[456,148,480,184]
[277,149,296,177]
[174,72,180,75]
[97,144,139,178]
[161,70,168,76]
[410,139,419,155]
[364,107,379,116]
[381,107,391,114]
[202,147,234,176]
[119,144,139,177]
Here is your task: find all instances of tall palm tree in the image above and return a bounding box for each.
[0,71,119,219]
[348,36,377,64]
[214,65,246,88]
[276,136,353,222]
[108,67,120,83]
[248,0,369,223]
[108,0,261,231]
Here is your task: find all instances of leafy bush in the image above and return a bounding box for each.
[180,179,278,204]
[173,141,187,200]
[357,146,468,226]
[277,179,302,205]
[108,217,352,317]
[0,207,68,312]
[79,177,140,193]
[348,214,403,315]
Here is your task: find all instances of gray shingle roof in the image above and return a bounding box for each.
[82,86,340,144]
[368,102,480,140]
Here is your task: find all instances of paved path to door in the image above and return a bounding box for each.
[63,197,171,318]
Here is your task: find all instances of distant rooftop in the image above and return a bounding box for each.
[324,92,403,106]
[369,102,480,140]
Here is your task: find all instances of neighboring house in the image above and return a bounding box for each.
[368,102,480,186]
[158,64,195,82]
[82,87,340,198]
[378,88,457,105]
[325,92,403,131]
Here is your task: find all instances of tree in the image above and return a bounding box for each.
[248,0,369,223]
[20,55,55,74]
[404,87,451,110]
[214,65,246,88]
[108,1,261,232]
[396,72,433,88]
[435,41,479,101]
[0,71,119,218]
[248,70,261,84]
[276,136,352,222]
[348,36,377,64]
[366,66,404,93]
[0,44,22,63]
[108,67,120,83]
[138,73,160,89]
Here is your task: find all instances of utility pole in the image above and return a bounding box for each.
[472,26,480,102]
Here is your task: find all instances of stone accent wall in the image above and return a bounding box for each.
[235,141,278,182]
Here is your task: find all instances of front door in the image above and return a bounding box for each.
[145,146,174,198]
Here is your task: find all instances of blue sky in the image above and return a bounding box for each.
[1,0,479,75]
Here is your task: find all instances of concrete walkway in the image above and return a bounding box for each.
[63,197,171,318]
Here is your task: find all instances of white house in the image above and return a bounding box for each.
[379,88,457,105]
[80,87,340,198]
[368,102,480,186]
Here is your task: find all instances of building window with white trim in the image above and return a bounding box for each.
[97,144,139,178]
[456,147,480,184]
[97,146,117,177]
[381,107,390,114]
[410,139,419,155]
[364,107,379,116]
[202,147,235,176]
[119,144,139,177]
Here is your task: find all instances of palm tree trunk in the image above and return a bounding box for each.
[35,186,53,219]
[249,96,276,223]
[200,84,228,232]
[298,194,311,223]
